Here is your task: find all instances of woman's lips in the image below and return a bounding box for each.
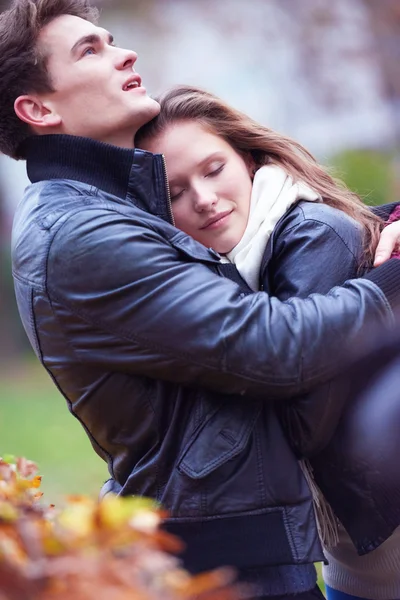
[201,210,233,230]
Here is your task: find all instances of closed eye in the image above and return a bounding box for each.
[206,165,224,177]
[170,189,185,202]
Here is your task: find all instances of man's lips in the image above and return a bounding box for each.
[122,73,142,91]
[200,210,233,230]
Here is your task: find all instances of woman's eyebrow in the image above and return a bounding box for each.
[168,151,224,185]
[197,151,223,167]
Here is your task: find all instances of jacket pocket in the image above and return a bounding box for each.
[177,401,262,479]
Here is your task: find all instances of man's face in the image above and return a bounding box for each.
[37,15,160,147]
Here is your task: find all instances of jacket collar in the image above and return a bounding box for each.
[22,134,171,222]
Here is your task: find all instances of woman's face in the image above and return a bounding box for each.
[141,121,253,253]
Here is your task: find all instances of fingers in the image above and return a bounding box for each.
[374,222,400,266]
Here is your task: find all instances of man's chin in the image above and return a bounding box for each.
[147,96,161,117]
[135,98,161,129]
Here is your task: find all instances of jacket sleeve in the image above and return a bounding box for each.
[46,209,397,401]
[263,212,372,454]
[266,218,362,300]
[371,201,400,221]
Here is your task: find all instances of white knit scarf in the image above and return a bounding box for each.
[225,164,321,290]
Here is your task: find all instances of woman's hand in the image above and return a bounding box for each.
[374,220,400,266]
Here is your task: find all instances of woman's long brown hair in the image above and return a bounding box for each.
[136,85,383,265]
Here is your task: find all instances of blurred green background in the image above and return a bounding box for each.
[1,1,400,593]
[0,360,107,502]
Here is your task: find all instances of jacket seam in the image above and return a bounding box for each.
[32,289,114,472]
[280,217,360,262]
[12,272,46,290]
[29,287,44,361]
[282,506,299,561]
[165,506,285,522]
[45,200,162,251]
[42,264,116,474]
[254,420,266,505]
[47,288,321,388]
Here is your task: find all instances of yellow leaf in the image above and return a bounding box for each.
[0,502,18,522]
[31,476,42,489]
[98,495,159,531]
[58,497,96,538]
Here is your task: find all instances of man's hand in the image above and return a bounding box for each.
[374,220,400,266]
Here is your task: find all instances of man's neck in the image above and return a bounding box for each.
[33,128,136,151]
[91,132,136,150]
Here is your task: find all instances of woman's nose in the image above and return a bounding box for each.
[193,186,217,212]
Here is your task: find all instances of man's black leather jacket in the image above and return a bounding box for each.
[11,135,400,575]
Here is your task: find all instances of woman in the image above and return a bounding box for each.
[136,86,400,600]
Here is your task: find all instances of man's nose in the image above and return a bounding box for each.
[115,48,138,70]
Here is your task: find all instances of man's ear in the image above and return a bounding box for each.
[14,95,61,130]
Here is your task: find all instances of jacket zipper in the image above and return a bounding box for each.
[161,155,175,227]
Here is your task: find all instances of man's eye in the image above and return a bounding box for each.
[206,165,224,177]
[82,47,96,56]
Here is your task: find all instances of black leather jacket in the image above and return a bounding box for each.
[11,135,400,575]
[261,200,400,555]
[262,201,366,458]
[311,331,400,555]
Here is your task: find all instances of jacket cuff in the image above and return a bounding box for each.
[371,201,400,221]
[364,258,400,310]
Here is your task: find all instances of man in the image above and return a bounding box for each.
[3,1,400,598]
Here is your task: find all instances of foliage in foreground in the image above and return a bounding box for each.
[0,457,238,600]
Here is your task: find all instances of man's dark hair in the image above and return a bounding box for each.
[0,0,99,159]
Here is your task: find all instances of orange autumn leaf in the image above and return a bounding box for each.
[0,455,239,600]
[31,476,42,489]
